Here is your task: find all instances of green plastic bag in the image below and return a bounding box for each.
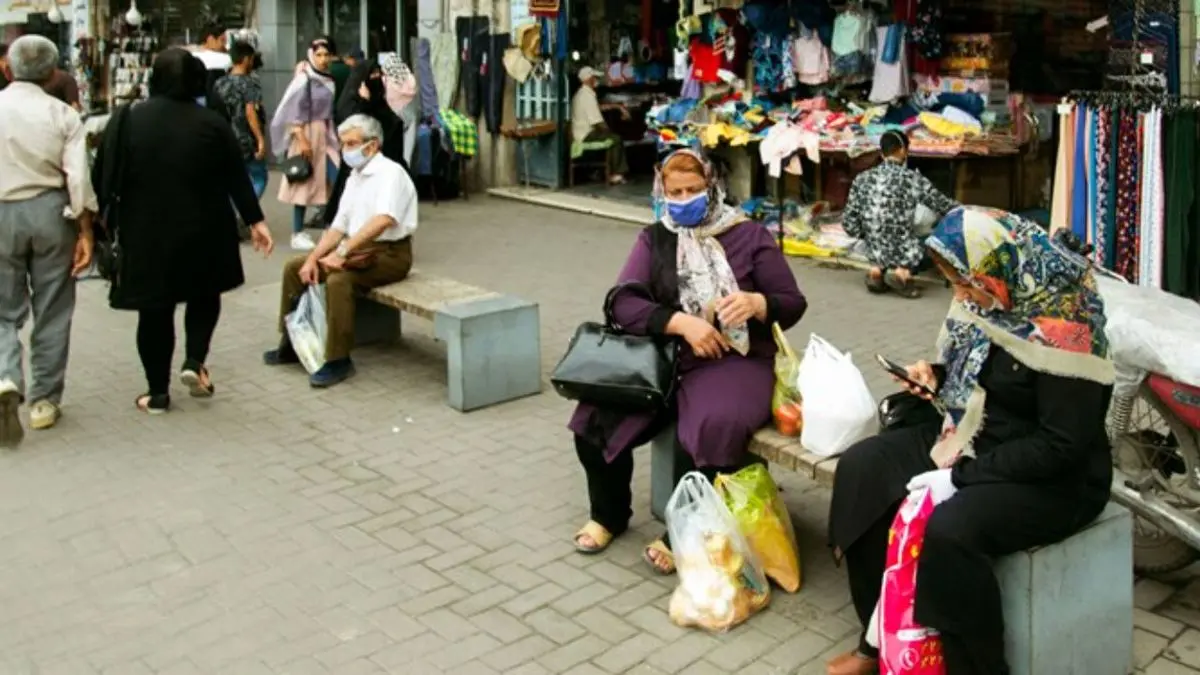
[715,464,802,593]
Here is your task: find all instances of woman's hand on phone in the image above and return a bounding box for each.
[899,360,939,400]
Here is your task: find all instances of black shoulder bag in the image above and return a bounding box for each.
[95,104,132,284]
[550,282,679,412]
[281,77,315,184]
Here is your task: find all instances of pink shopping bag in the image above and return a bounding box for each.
[878,487,947,675]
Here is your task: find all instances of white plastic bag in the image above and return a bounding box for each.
[1096,275,1200,397]
[666,472,771,632]
[797,334,876,457]
[285,284,327,374]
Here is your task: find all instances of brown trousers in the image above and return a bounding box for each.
[277,239,413,362]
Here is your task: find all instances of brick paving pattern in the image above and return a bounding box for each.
[0,191,1196,674]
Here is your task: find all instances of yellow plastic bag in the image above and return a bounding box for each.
[771,324,803,437]
[715,465,802,593]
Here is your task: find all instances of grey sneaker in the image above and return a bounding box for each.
[0,379,24,448]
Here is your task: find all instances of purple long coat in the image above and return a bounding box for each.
[568,221,808,468]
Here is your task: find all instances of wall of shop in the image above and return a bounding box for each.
[256,0,299,121]
[1183,0,1198,95]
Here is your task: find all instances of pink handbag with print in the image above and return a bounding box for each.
[878,487,947,675]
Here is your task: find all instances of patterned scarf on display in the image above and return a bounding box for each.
[655,149,751,355]
[379,53,416,115]
[924,206,1115,466]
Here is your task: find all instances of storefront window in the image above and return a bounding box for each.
[329,0,361,56]
[296,0,326,64]
[365,0,395,57]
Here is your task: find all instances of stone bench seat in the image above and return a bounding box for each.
[354,271,541,412]
[649,426,1134,675]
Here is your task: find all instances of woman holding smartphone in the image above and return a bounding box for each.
[825,206,1116,675]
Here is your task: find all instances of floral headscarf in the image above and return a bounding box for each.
[925,206,1114,466]
[655,149,751,354]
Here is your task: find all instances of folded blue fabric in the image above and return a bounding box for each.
[881,24,903,65]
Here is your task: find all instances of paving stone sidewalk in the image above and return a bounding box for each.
[0,194,1195,674]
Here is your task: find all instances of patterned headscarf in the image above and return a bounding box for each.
[925,206,1114,466]
[379,53,416,114]
[655,149,751,355]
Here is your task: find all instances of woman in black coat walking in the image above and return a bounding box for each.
[92,48,274,413]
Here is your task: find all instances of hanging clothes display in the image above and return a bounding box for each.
[1138,108,1165,289]
[1091,109,1110,268]
[1049,104,1074,232]
[1050,93,1199,295]
[1163,109,1198,296]
[1113,111,1141,283]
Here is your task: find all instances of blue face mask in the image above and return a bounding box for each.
[666,192,709,227]
[194,96,207,107]
[343,146,371,170]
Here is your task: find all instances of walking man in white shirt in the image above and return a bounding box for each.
[263,114,417,388]
[0,36,97,446]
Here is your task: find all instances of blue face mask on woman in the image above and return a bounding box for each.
[666,192,709,227]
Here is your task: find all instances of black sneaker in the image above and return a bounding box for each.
[310,358,356,388]
[263,344,301,366]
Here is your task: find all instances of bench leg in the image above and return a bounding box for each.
[354,298,401,346]
[433,296,541,412]
[650,423,678,523]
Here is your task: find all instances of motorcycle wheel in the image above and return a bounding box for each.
[1109,385,1200,575]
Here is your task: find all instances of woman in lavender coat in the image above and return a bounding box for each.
[570,149,807,574]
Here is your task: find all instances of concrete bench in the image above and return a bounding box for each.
[650,428,1134,674]
[355,271,542,412]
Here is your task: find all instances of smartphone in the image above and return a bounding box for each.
[876,354,938,398]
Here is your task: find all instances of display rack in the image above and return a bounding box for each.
[1106,0,1179,93]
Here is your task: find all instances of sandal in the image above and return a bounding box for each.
[180,360,215,398]
[864,271,888,294]
[574,520,615,555]
[135,393,170,414]
[884,270,922,299]
[643,539,676,576]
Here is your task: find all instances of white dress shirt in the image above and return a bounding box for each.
[331,153,418,241]
[570,85,605,145]
[0,82,98,217]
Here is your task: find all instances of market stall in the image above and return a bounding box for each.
[620,0,1112,263]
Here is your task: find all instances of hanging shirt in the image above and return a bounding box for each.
[843,160,958,270]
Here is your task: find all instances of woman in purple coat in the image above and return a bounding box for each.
[569,149,808,574]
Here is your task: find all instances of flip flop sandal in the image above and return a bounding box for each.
[864,273,888,294]
[574,520,614,555]
[180,360,215,398]
[135,393,170,415]
[642,539,676,576]
[884,271,922,299]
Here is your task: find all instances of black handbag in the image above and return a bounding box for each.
[282,77,314,184]
[95,104,133,284]
[551,283,678,411]
[878,391,943,431]
[281,154,313,183]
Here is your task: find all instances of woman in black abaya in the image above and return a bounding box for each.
[322,59,410,226]
[92,48,273,413]
[825,207,1115,675]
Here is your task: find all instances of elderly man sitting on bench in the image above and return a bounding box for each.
[264,113,417,388]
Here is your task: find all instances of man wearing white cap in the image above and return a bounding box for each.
[571,66,628,185]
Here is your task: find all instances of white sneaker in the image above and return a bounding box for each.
[29,400,60,430]
[291,232,316,251]
[0,379,23,448]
